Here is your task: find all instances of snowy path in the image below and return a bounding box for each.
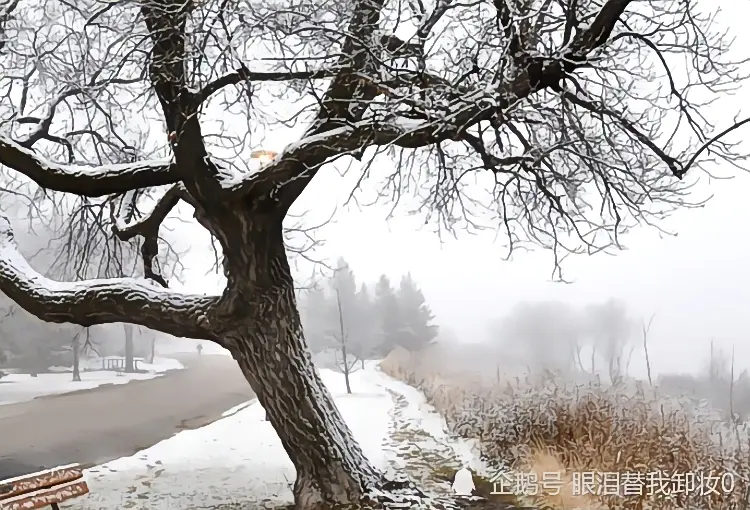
[373,373,491,497]
[59,364,491,510]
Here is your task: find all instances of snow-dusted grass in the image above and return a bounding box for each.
[0,357,183,406]
[60,363,485,510]
[380,349,750,509]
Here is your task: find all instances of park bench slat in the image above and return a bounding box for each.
[0,479,89,509]
[0,464,82,500]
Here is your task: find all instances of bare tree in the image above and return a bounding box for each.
[494,301,583,374]
[123,323,135,372]
[71,328,82,382]
[0,0,749,507]
[149,332,156,364]
[333,287,360,395]
[642,314,655,386]
[585,299,634,384]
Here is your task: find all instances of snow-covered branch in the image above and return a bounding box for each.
[195,67,335,105]
[0,137,180,196]
[229,0,636,205]
[0,215,219,340]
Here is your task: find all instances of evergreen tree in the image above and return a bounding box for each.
[328,258,358,348]
[373,275,401,355]
[299,284,331,353]
[396,273,438,351]
[330,258,358,309]
[354,283,379,362]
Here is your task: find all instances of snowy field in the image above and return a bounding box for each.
[62,362,484,509]
[0,357,183,406]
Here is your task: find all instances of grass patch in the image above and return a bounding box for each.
[380,347,750,509]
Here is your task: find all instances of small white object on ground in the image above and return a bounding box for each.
[452,467,475,495]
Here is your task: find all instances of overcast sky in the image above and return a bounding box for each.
[155,2,750,378]
[3,1,745,377]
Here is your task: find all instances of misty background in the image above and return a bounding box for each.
[1,0,749,398]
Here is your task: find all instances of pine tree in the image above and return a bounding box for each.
[299,284,331,353]
[396,273,438,351]
[354,283,379,362]
[373,274,401,355]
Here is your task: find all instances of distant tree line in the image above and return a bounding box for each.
[490,298,639,383]
[299,258,439,364]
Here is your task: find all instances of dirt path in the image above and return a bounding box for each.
[0,354,254,480]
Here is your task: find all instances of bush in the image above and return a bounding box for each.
[379,349,750,509]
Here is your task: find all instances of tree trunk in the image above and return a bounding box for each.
[591,345,596,374]
[342,346,352,395]
[123,323,134,372]
[335,288,352,395]
[220,222,380,508]
[149,335,156,364]
[72,330,81,382]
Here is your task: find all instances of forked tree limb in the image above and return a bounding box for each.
[236,0,637,207]
[112,184,188,287]
[0,215,219,339]
[113,185,185,242]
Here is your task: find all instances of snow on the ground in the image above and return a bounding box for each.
[0,357,183,406]
[62,363,486,510]
[374,370,494,499]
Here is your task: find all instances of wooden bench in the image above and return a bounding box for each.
[0,464,89,509]
[101,356,144,373]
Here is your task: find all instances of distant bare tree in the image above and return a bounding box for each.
[707,339,732,384]
[71,329,82,382]
[123,323,135,372]
[332,287,360,395]
[642,314,656,386]
[586,299,634,384]
[1,0,750,506]
[495,301,583,375]
[148,331,156,364]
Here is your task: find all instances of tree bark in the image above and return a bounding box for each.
[219,218,380,508]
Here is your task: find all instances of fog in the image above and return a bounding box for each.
[161,145,750,382]
[159,0,750,382]
[2,0,749,387]
[6,0,750,506]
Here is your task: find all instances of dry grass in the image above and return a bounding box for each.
[380,348,750,509]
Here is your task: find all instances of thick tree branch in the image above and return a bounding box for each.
[259,0,391,210]
[0,215,219,340]
[242,0,636,207]
[141,0,218,200]
[0,137,180,196]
